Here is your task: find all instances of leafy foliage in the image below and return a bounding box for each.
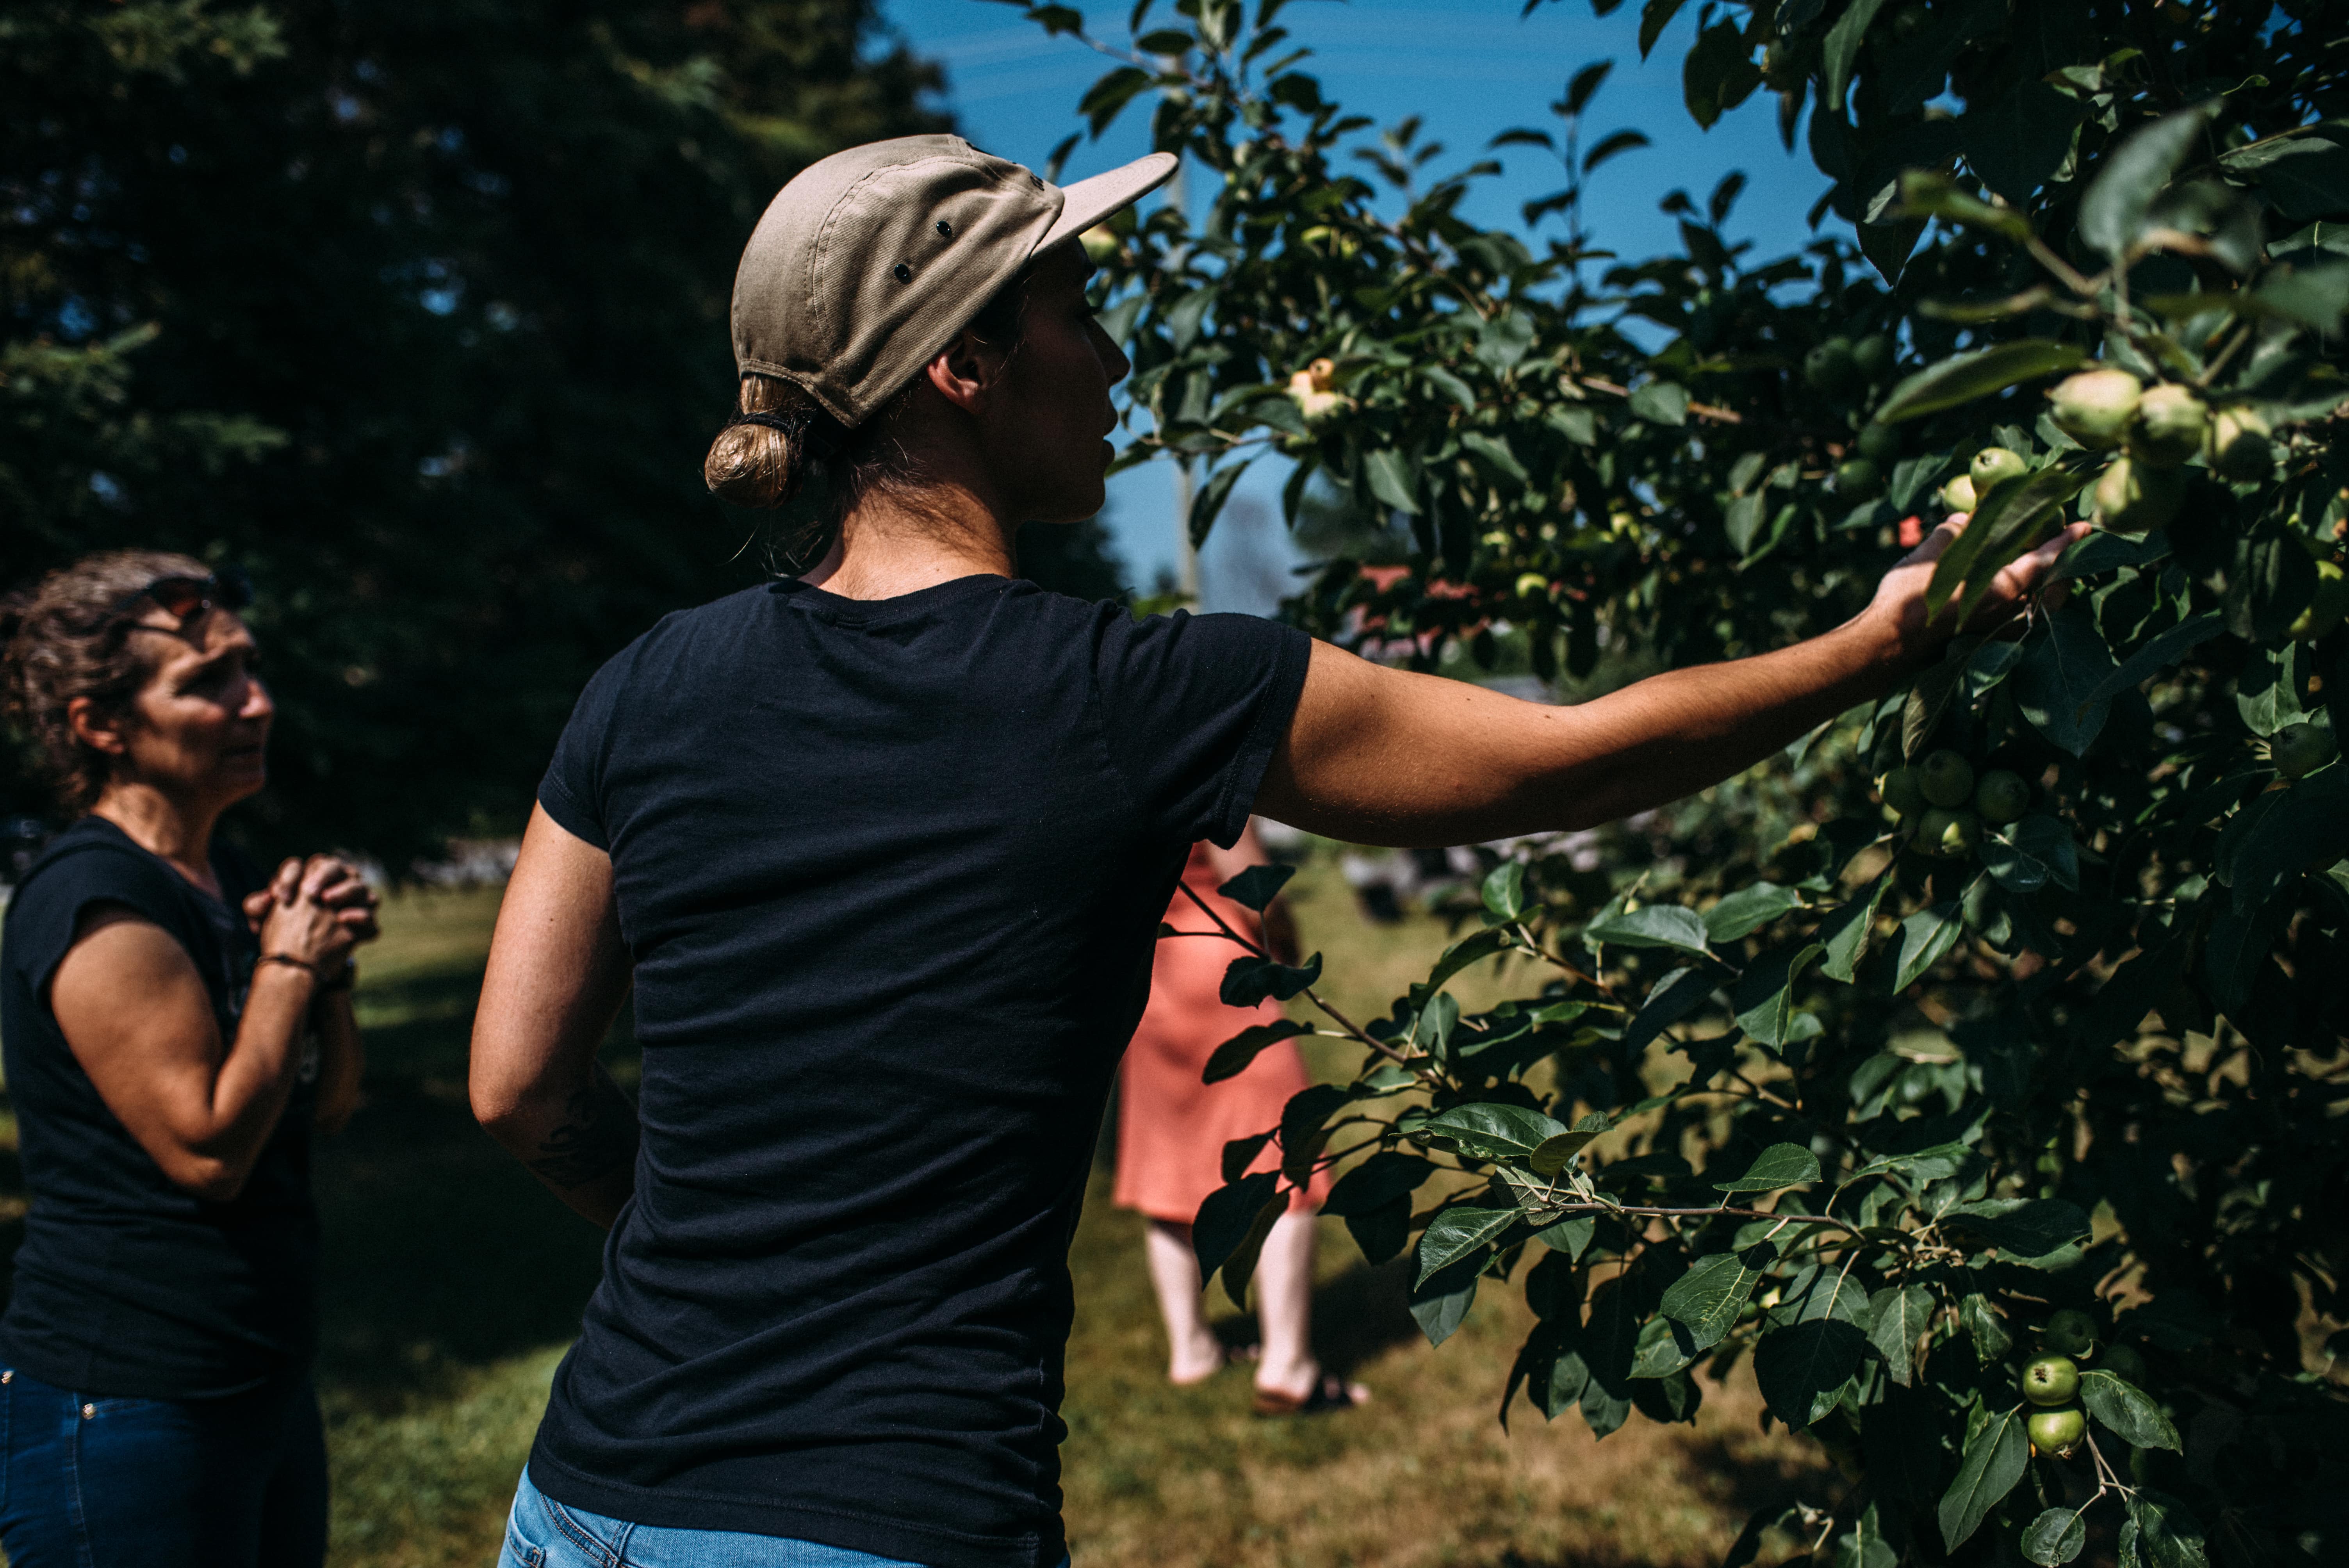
[1,0,946,860]
[1009,0,2349,1563]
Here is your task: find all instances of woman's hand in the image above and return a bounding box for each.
[253,855,376,974]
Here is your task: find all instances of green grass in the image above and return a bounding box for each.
[1,864,1830,1568]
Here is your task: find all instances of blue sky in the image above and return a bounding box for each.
[873,0,1842,608]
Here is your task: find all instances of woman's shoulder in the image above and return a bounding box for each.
[3,820,186,974]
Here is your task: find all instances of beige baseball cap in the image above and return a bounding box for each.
[730,135,1178,429]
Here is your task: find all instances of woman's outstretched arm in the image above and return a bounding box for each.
[470,804,638,1229]
[1255,516,2083,848]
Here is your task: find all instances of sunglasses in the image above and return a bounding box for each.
[112,566,253,631]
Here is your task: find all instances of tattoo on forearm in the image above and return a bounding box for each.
[528,1069,640,1188]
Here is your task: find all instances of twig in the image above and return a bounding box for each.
[1173,880,1427,1074]
[1573,375,1746,426]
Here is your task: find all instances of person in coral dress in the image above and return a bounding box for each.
[1114,823,1365,1414]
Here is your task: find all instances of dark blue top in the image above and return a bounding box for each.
[0,816,316,1398]
[525,575,1310,1568]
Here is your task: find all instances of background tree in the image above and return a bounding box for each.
[1008,2,2349,1564]
[1,0,944,861]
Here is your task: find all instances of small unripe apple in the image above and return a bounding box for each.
[1836,457,1883,498]
[1805,338,1859,394]
[2049,367,2143,450]
[2127,383,2210,469]
[2100,1343,2150,1388]
[1941,472,1977,513]
[2206,406,2273,481]
[1857,421,1902,462]
[2028,1406,2087,1457]
[2093,456,2186,534]
[1919,748,1975,808]
[1973,769,2030,825]
[1917,806,1980,859]
[2273,722,2338,781]
[2044,1308,2099,1357]
[2288,559,2346,642]
[1853,334,1895,382]
[1969,446,2029,493]
[1879,765,1928,818]
[2021,1353,2080,1406]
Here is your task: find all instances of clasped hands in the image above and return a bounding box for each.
[241,855,381,980]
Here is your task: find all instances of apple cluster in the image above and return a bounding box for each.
[1875,748,2028,860]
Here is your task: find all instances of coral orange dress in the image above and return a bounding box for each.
[1114,845,1331,1224]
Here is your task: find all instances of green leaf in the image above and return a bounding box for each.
[1704,882,1802,943]
[1192,1172,1281,1276]
[1944,1197,2092,1265]
[1425,927,1512,994]
[2083,611,2224,704]
[1630,1313,1701,1379]
[1875,341,2087,424]
[1818,874,1891,984]
[2224,765,2349,915]
[1475,310,1536,370]
[1622,964,1718,1053]
[1410,1255,1481,1347]
[1364,446,1420,514]
[1279,1083,1353,1182]
[2234,640,2307,737]
[2080,102,2224,261]
[1821,0,1889,110]
[1628,379,1690,426]
[1219,951,1323,1006]
[1482,860,1526,920]
[1681,18,1762,130]
[1982,815,2080,896]
[1960,80,2088,201]
[1188,458,1249,548]
[1715,1142,1821,1195]
[1960,1292,2012,1359]
[1659,1244,1774,1350]
[1937,1406,2028,1551]
[1868,1284,1934,1386]
[1321,1151,1438,1216]
[1533,1213,1596,1259]
[1754,1318,1866,1429]
[1202,1018,1312,1083]
[1077,64,1154,134]
[1460,429,1529,482]
[1216,862,1296,912]
[2126,1491,2211,1568]
[2013,606,2118,757]
[1529,1112,1609,1177]
[1411,1102,1570,1164]
[2079,1369,2182,1451]
[1635,0,1687,59]
[1415,1202,1518,1285]
[1733,943,1827,1048]
[2022,1507,2089,1567]
[1921,464,2085,624]
[1892,902,1964,992]
[1583,901,1712,955]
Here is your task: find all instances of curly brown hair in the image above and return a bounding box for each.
[1,549,215,814]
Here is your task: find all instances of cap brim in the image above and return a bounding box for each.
[1038,151,1180,252]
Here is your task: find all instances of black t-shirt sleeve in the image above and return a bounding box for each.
[538,645,638,851]
[10,845,196,1005]
[1090,608,1311,848]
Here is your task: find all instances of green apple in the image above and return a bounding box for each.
[1853,334,1895,382]
[2127,383,2210,469]
[2093,456,2186,534]
[1941,472,1978,513]
[2288,560,2347,642]
[1836,457,1883,498]
[2028,1406,2087,1457]
[2100,1343,2150,1387]
[1919,748,1975,808]
[1917,806,1981,859]
[1879,766,1928,818]
[2021,1353,2080,1406]
[1805,338,1859,394]
[1969,446,2029,493]
[2206,406,2273,481]
[1857,421,1902,462]
[1973,769,2030,825]
[2044,1308,2099,1357]
[2273,722,2338,781]
[2049,367,2143,450]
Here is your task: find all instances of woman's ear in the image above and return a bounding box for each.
[921,326,1007,417]
[65,695,130,758]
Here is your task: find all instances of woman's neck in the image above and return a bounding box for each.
[91,784,223,897]
[802,479,1018,601]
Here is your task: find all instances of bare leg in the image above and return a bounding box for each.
[1143,1219,1226,1384]
[1252,1209,1367,1404]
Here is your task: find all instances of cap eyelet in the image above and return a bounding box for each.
[892,263,912,283]
[935,220,953,238]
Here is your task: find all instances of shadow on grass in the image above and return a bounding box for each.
[1205,1255,1426,1379]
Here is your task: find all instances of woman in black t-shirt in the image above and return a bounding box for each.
[0,551,379,1568]
[471,137,2081,1568]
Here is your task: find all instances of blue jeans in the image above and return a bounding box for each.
[500,1466,1071,1568]
[0,1365,327,1568]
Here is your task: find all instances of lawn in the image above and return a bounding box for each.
[2,857,1831,1568]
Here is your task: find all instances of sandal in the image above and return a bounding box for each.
[1251,1374,1365,1417]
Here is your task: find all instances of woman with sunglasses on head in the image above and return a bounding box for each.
[0,551,379,1568]
[470,136,2079,1568]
